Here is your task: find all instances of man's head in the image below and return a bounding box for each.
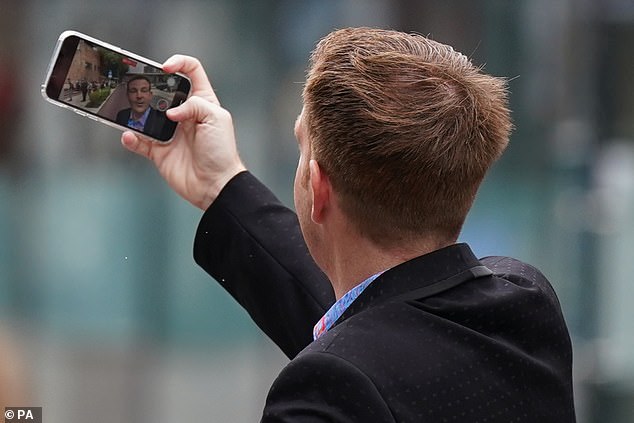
[126,75,153,118]
[296,28,512,249]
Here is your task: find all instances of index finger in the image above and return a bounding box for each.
[163,54,219,104]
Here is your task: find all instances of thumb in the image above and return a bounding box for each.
[121,131,153,160]
[166,95,218,125]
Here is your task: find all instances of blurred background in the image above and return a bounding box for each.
[0,0,633,421]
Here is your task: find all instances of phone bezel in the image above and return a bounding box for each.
[41,30,191,143]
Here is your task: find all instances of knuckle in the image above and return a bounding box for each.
[217,107,233,123]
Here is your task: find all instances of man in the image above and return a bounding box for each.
[80,78,88,102]
[121,28,576,422]
[116,75,172,140]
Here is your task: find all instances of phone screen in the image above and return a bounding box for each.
[44,34,190,142]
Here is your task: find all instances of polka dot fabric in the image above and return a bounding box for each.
[263,248,575,422]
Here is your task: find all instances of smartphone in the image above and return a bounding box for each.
[42,30,191,143]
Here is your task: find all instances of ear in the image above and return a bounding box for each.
[309,159,330,224]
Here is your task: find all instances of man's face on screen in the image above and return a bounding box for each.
[127,78,152,117]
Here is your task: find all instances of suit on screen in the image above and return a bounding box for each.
[115,107,175,141]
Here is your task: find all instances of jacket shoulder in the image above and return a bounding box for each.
[115,108,130,124]
[480,255,561,303]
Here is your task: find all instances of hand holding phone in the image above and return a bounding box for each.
[43,31,246,208]
[42,31,191,143]
[122,55,247,210]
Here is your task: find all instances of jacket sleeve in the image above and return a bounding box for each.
[193,171,334,358]
[262,351,395,423]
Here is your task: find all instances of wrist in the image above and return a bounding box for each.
[196,165,247,211]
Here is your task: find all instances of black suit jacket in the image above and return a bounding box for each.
[194,171,576,422]
[115,107,175,141]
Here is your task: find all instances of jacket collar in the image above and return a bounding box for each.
[335,243,483,326]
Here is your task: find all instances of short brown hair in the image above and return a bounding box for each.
[126,75,151,91]
[303,28,512,246]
